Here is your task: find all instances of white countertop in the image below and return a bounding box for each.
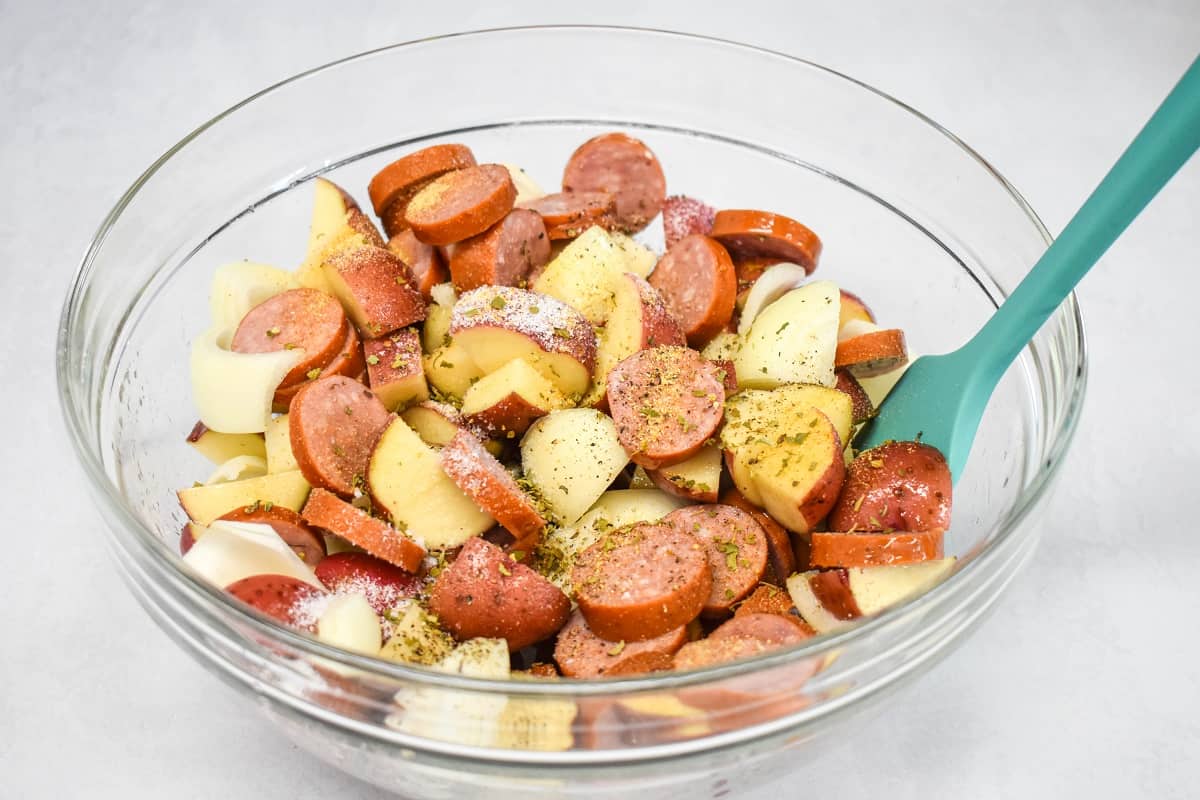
[2,1,1198,797]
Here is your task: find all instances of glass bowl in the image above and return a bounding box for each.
[57,26,1086,799]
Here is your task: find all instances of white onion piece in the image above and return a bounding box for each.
[204,454,269,485]
[837,318,881,342]
[737,263,809,335]
[190,326,302,433]
[209,261,295,333]
[182,520,322,590]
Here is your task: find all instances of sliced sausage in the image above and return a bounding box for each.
[404,164,516,246]
[440,428,547,543]
[710,612,812,646]
[218,504,327,567]
[810,530,945,568]
[553,609,687,678]
[828,441,953,532]
[562,133,666,233]
[288,375,393,497]
[386,229,449,299]
[710,209,823,274]
[571,522,711,642]
[231,288,348,389]
[517,191,617,240]
[606,346,725,470]
[225,574,328,632]
[734,585,808,629]
[663,505,769,617]
[719,487,796,586]
[368,143,477,215]
[662,194,716,250]
[672,636,770,671]
[648,235,737,347]
[446,208,550,292]
[313,551,421,614]
[272,322,365,412]
[427,536,570,651]
[835,328,908,377]
[301,488,426,573]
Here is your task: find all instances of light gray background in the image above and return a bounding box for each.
[2,1,1198,797]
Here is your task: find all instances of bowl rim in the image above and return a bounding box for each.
[56,24,1087,699]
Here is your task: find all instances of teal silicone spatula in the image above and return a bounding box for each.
[857,55,1200,481]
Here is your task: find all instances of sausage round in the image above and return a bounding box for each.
[828,441,953,533]
[553,609,687,678]
[301,487,426,573]
[218,504,327,567]
[272,322,364,413]
[517,191,617,240]
[719,486,797,585]
[571,522,711,642]
[231,288,348,389]
[709,612,812,647]
[810,530,945,568]
[672,635,770,671]
[648,234,737,347]
[368,143,477,216]
[427,536,570,651]
[447,208,550,292]
[710,209,823,274]
[404,164,516,246]
[663,505,768,617]
[562,133,666,233]
[387,229,449,299]
[606,346,725,469]
[661,194,716,250]
[834,328,908,377]
[288,375,393,497]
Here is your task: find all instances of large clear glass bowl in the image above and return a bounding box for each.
[57,26,1085,798]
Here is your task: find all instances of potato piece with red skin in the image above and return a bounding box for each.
[427,537,570,651]
[827,441,952,533]
[661,194,716,250]
[440,429,547,542]
[314,551,421,614]
[835,369,875,426]
[322,246,427,338]
[364,328,428,411]
[226,574,329,632]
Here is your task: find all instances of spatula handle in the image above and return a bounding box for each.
[965,54,1200,379]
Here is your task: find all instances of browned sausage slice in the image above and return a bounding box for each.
[810,530,945,568]
[709,612,812,646]
[218,504,327,567]
[648,234,737,346]
[562,133,666,233]
[662,194,716,250]
[663,505,768,617]
[387,229,449,299]
[368,144,477,215]
[231,288,348,389]
[606,346,725,469]
[517,191,617,240]
[710,209,823,274]
[828,441,952,532]
[734,585,810,633]
[834,328,908,377]
[446,208,550,292]
[272,322,365,413]
[301,488,426,573]
[571,522,711,642]
[288,375,392,497]
[553,609,687,678]
[672,636,771,671]
[427,536,570,651]
[404,164,516,246]
[719,486,796,586]
[440,428,547,543]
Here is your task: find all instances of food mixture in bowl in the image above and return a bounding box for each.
[178,132,955,689]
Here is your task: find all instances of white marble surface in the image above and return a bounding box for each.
[3,1,1198,797]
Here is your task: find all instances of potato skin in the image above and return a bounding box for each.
[428,536,569,651]
[828,441,952,532]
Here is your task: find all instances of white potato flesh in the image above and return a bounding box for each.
[532,226,640,324]
[848,558,956,616]
[176,470,311,526]
[264,414,298,474]
[317,594,383,655]
[519,409,630,526]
